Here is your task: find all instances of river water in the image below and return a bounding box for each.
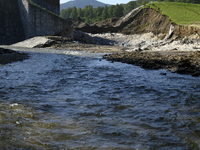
[0,48,200,149]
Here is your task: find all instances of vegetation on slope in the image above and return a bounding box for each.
[145,2,200,25]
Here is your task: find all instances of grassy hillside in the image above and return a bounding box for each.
[145,2,200,26]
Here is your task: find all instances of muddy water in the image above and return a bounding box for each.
[0,48,200,149]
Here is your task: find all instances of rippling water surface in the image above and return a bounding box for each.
[0,48,200,149]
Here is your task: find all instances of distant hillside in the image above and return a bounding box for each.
[60,0,111,10]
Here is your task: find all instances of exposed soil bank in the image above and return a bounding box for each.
[74,7,200,39]
[0,48,29,65]
[74,7,171,36]
[103,51,200,77]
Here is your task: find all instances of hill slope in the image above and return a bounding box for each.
[60,0,111,10]
[74,2,200,38]
[145,2,200,26]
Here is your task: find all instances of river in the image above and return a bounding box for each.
[0,48,200,149]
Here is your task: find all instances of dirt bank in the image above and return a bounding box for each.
[74,7,171,36]
[103,51,200,77]
[0,48,29,65]
[74,7,200,39]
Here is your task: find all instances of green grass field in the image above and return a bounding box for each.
[145,2,200,26]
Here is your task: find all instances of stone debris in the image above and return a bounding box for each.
[87,32,200,52]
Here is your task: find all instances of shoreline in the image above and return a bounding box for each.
[45,33,200,77]
[0,48,29,66]
[1,32,200,77]
[46,42,128,53]
[103,50,200,77]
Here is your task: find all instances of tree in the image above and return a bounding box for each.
[108,5,115,18]
[70,7,78,19]
[113,4,124,18]
[88,5,94,19]
[94,6,104,21]
[124,1,137,15]
[83,5,90,19]
[77,8,84,17]
[60,7,73,19]
[60,9,65,18]
[102,5,109,20]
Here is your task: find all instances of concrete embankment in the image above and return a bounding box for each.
[0,0,25,45]
[0,0,73,45]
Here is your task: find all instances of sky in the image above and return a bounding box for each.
[60,0,131,5]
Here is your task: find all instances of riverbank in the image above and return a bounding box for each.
[46,41,128,53]
[45,32,200,76]
[103,50,200,77]
[0,48,29,65]
[7,32,200,77]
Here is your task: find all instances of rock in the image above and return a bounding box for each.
[192,71,200,77]
[73,31,95,44]
[0,47,29,65]
[0,48,15,54]
[160,72,167,75]
[175,68,188,74]
[135,48,142,51]
[46,36,63,41]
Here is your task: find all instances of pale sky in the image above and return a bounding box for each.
[60,0,131,5]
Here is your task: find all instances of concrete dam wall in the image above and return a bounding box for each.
[0,0,72,45]
[0,0,25,45]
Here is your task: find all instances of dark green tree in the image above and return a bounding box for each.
[123,1,137,15]
[70,7,78,19]
[88,5,94,19]
[102,5,109,20]
[60,7,73,19]
[84,5,90,19]
[113,4,124,18]
[108,5,115,18]
[77,8,84,17]
[94,6,104,21]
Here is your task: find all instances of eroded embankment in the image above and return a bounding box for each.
[119,8,171,35]
[74,6,200,40]
[74,8,172,36]
[103,51,200,77]
[174,25,200,38]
